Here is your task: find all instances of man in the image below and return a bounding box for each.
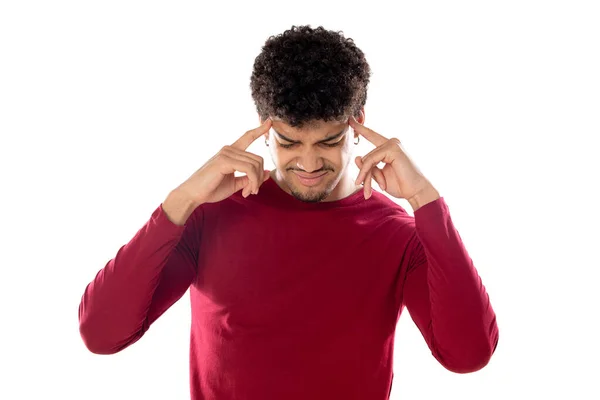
[78,25,499,399]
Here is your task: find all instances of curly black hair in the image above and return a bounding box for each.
[250,25,371,129]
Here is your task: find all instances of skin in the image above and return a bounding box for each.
[260,109,367,203]
[348,115,440,210]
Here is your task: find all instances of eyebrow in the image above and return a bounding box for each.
[272,126,348,144]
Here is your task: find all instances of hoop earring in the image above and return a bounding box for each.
[354,136,360,145]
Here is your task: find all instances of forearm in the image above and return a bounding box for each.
[425,242,497,372]
[406,198,499,373]
[78,203,190,354]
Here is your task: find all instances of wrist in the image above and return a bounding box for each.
[407,184,440,212]
[163,188,200,226]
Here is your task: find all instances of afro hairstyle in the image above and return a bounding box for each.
[250,25,371,130]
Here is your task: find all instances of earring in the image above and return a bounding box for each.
[354,136,360,145]
[265,139,269,147]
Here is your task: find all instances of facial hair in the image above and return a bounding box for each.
[287,170,337,203]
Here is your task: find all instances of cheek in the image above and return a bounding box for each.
[272,150,289,165]
[339,144,353,163]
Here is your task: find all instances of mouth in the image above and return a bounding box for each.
[293,171,328,187]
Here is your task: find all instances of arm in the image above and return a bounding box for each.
[401,197,499,373]
[78,190,203,354]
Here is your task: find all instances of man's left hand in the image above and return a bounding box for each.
[350,115,440,209]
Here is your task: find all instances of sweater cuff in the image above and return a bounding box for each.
[413,196,447,219]
[413,197,450,235]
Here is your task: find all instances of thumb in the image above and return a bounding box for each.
[355,156,363,168]
[233,175,250,193]
[263,170,271,182]
[233,170,270,193]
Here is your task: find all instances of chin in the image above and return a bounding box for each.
[290,189,330,203]
[287,174,337,203]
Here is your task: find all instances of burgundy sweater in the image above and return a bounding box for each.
[79,177,499,399]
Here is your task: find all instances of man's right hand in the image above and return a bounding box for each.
[175,118,273,206]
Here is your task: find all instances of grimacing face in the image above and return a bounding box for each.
[261,110,365,203]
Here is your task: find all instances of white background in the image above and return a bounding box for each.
[1,1,599,399]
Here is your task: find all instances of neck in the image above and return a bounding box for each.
[329,173,363,201]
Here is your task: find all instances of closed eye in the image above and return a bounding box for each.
[278,142,341,149]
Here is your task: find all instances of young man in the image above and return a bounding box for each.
[79,25,499,399]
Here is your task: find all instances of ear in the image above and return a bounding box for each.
[356,108,366,124]
[352,108,365,140]
[258,113,271,143]
[259,113,270,140]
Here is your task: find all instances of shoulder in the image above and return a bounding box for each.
[359,190,416,233]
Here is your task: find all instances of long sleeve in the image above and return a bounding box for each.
[401,197,499,373]
[78,202,204,355]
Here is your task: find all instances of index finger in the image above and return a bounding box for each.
[232,118,272,150]
[348,116,388,147]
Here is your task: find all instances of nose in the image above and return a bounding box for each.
[296,150,325,173]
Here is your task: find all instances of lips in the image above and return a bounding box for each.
[293,172,327,186]
[295,172,327,179]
